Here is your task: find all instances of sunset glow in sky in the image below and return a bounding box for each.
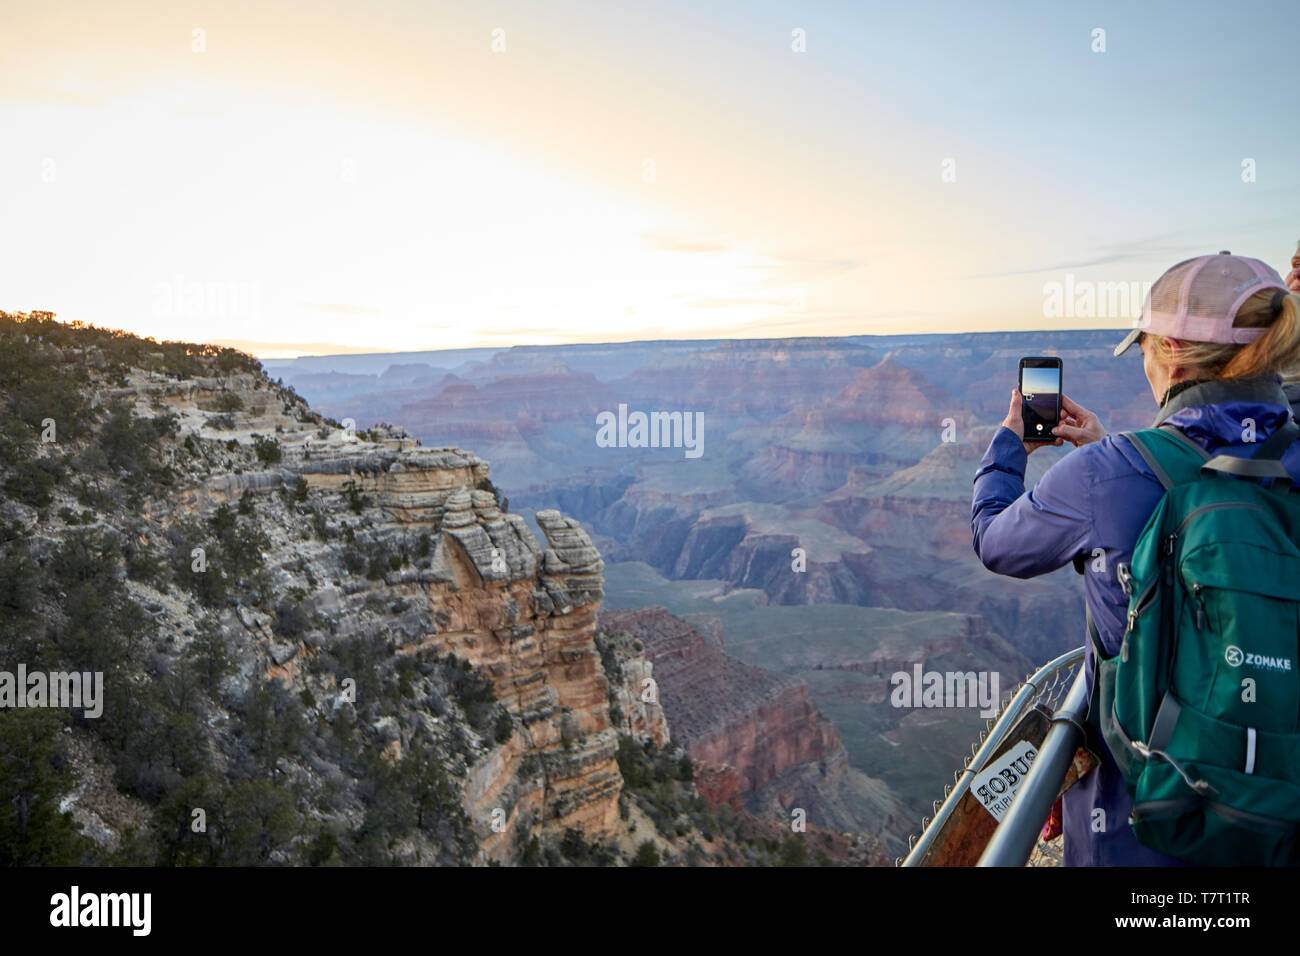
[2,0,1297,356]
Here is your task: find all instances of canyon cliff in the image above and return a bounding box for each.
[598,606,904,846]
[1,313,891,866]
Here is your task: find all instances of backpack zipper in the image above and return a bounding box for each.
[1172,500,1269,539]
[1127,575,1159,634]
[1162,501,1270,595]
[1127,502,1266,635]
[1189,582,1206,630]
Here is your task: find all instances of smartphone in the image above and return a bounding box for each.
[1018,357,1062,442]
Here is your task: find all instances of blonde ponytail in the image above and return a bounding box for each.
[1145,289,1300,382]
[1222,289,1300,381]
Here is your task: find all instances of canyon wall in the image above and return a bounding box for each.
[598,606,903,837]
[89,367,629,862]
[288,440,626,858]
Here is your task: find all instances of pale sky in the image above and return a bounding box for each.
[2,0,1297,356]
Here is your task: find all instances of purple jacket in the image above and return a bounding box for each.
[971,375,1300,866]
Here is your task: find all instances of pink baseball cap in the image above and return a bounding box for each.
[1113,251,1289,357]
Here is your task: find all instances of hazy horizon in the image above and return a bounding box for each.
[5,318,1129,363]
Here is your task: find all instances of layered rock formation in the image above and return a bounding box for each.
[274,436,626,858]
[11,341,631,863]
[598,606,904,837]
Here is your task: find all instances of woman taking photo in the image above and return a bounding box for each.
[972,252,1300,866]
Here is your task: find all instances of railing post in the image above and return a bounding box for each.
[901,647,1084,867]
[977,664,1091,867]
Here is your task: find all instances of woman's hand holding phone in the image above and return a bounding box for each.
[1052,394,1106,447]
[1000,390,1104,454]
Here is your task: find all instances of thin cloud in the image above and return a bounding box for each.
[640,231,860,277]
[304,302,383,315]
[675,295,796,309]
[965,252,1151,280]
[471,327,614,339]
[211,338,386,358]
[741,255,861,281]
[965,220,1300,281]
[0,76,106,109]
[640,231,731,254]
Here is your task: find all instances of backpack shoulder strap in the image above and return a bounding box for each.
[1121,427,1206,491]
[1155,422,1210,460]
[1201,420,1299,490]
[1252,420,1300,460]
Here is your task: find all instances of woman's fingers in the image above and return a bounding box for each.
[1052,423,1086,445]
[1054,393,1106,445]
[1000,389,1024,437]
[1004,390,1102,448]
[1060,393,1088,417]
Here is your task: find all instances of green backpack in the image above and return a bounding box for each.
[1086,420,1300,865]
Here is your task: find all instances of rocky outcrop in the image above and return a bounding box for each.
[286,439,623,857]
[594,628,671,748]
[79,362,627,863]
[597,606,902,835]
[599,607,836,782]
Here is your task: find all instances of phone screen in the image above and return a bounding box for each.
[1020,360,1061,441]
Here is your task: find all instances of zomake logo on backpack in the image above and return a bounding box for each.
[1225,644,1293,671]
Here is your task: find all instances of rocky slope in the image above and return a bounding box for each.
[598,607,905,846]
[7,337,626,861]
[0,312,888,867]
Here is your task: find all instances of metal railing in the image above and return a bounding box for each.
[900,646,1085,867]
[978,661,1090,866]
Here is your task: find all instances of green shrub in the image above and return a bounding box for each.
[493,708,514,744]
[0,709,89,865]
[520,836,542,867]
[631,840,660,867]
[778,833,808,867]
[677,753,695,782]
[124,536,167,588]
[342,480,367,514]
[186,618,233,698]
[445,657,499,735]
[342,546,365,575]
[214,391,244,412]
[4,457,60,508]
[251,434,281,466]
[273,597,314,639]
